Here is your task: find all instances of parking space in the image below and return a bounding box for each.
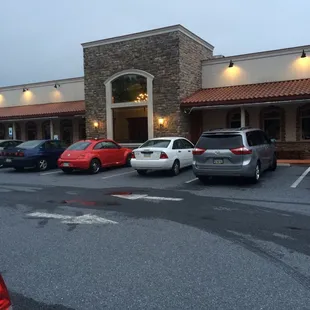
[0,164,310,195]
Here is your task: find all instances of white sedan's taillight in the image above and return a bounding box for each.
[160,152,168,159]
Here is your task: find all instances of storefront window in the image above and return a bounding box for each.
[228,110,249,128]
[42,121,51,139]
[60,119,73,146]
[262,109,281,140]
[79,119,86,140]
[0,124,5,139]
[25,121,37,140]
[112,74,147,104]
[15,123,21,140]
[301,108,310,140]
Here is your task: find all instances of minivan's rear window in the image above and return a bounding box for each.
[140,139,171,148]
[67,141,91,150]
[196,134,243,149]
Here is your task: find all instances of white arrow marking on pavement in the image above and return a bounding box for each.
[27,212,118,225]
[112,194,183,201]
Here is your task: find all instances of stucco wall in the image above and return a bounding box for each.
[0,78,84,108]
[202,48,310,88]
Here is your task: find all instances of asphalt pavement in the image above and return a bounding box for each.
[1,165,310,309]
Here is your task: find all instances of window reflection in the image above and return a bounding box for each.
[112,74,147,103]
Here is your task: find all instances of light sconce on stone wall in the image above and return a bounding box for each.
[158,117,165,129]
[93,121,99,129]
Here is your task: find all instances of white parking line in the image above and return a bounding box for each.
[290,167,310,188]
[40,170,61,176]
[102,171,135,180]
[185,178,198,184]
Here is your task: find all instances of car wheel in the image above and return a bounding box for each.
[269,154,277,171]
[170,160,180,176]
[36,158,48,171]
[249,162,260,184]
[62,168,73,174]
[89,159,101,174]
[137,169,147,176]
[125,154,132,167]
[14,167,24,172]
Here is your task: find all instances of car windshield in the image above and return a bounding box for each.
[17,140,42,149]
[67,141,91,150]
[196,134,243,149]
[140,139,171,148]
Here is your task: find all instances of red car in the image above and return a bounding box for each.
[0,274,12,310]
[57,139,132,174]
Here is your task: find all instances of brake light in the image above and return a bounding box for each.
[230,147,252,155]
[19,152,24,157]
[160,152,168,159]
[0,275,11,310]
[192,148,205,155]
[131,152,136,159]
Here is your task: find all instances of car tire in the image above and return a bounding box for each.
[14,167,24,172]
[89,159,101,174]
[36,158,48,172]
[62,168,73,174]
[137,169,147,176]
[249,162,260,184]
[170,160,180,176]
[125,154,132,167]
[269,154,277,171]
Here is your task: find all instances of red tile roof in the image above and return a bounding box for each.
[181,78,310,107]
[0,101,85,120]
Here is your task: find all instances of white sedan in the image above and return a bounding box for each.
[131,137,194,176]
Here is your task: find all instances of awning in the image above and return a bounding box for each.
[181,78,310,107]
[0,101,85,120]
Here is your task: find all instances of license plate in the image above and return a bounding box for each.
[5,159,12,163]
[63,163,70,167]
[144,154,151,158]
[213,159,224,164]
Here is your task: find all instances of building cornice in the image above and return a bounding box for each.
[203,44,310,65]
[81,24,214,51]
[0,76,84,91]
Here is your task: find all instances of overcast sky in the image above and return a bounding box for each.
[0,0,309,86]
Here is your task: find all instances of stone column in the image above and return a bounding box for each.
[50,119,54,139]
[240,107,246,127]
[12,122,16,139]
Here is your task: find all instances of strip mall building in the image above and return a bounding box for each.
[0,25,309,158]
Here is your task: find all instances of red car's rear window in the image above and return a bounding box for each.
[67,141,91,150]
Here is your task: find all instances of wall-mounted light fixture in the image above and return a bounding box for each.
[301,50,307,58]
[93,121,99,129]
[22,88,29,92]
[228,60,234,68]
[54,83,60,89]
[158,118,164,129]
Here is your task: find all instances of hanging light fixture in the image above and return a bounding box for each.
[228,60,234,68]
[301,50,307,58]
[54,83,60,89]
[22,88,29,92]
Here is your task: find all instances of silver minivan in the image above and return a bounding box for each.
[192,127,277,183]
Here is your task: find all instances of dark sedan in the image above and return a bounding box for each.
[2,139,66,172]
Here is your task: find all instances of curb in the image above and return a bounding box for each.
[277,163,291,167]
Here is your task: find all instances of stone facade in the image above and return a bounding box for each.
[83,30,212,140]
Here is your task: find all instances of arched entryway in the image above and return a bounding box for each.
[42,121,51,139]
[15,123,21,140]
[25,121,37,140]
[104,69,154,143]
[60,119,73,146]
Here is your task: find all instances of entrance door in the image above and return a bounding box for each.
[127,117,148,143]
[190,112,203,144]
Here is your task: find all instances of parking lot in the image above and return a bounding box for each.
[0,163,309,203]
